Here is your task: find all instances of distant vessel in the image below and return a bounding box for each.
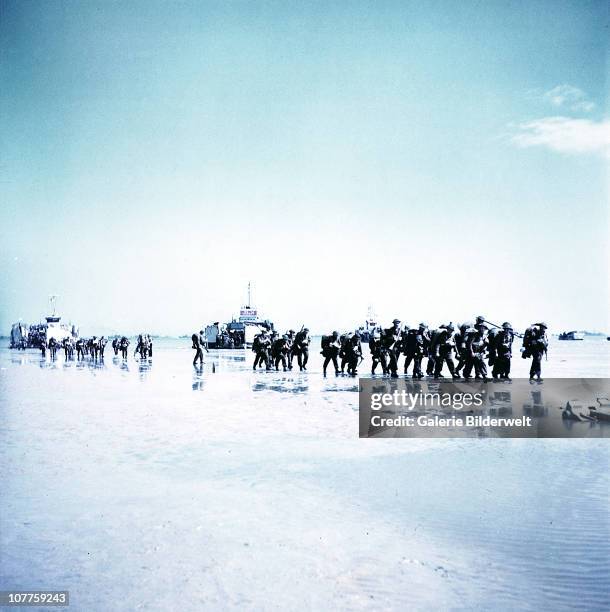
[10,296,78,349]
[358,306,378,342]
[205,283,274,349]
[558,331,585,341]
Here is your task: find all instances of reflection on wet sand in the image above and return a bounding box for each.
[219,354,246,362]
[489,391,512,416]
[323,383,359,393]
[137,358,153,381]
[1,343,609,611]
[523,389,548,417]
[192,364,205,391]
[252,375,309,394]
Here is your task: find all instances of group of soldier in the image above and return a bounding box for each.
[192,317,548,380]
[216,329,245,349]
[29,319,553,380]
[251,328,311,372]
[132,334,153,359]
[110,334,152,359]
[39,334,153,361]
[42,336,109,360]
[321,317,548,380]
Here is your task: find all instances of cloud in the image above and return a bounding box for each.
[543,84,595,112]
[511,116,610,156]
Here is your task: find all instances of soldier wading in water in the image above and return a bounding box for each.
[369,329,386,375]
[493,322,514,380]
[381,319,402,378]
[321,331,341,376]
[431,323,459,379]
[252,329,272,370]
[292,327,310,371]
[344,331,363,377]
[403,323,427,378]
[522,322,548,381]
[192,330,209,366]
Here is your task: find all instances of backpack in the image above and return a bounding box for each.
[405,329,419,352]
[522,327,535,350]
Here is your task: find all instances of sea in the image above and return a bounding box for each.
[1,336,609,611]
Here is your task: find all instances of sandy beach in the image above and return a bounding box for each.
[1,338,608,610]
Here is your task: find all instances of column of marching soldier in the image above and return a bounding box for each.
[249,317,549,381]
[34,319,549,381]
[38,335,152,361]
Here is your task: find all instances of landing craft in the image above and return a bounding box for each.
[204,283,274,349]
[9,295,78,349]
[557,331,585,341]
[9,322,29,349]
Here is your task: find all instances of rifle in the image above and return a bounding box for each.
[482,318,525,339]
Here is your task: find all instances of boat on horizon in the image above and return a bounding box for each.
[558,331,585,341]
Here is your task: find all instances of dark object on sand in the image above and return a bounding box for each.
[587,398,610,422]
[561,402,582,421]
[589,408,610,422]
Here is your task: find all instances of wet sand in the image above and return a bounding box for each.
[1,338,609,610]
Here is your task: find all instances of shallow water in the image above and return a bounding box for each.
[1,338,609,611]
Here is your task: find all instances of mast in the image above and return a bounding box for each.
[247,282,251,308]
[45,295,61,323]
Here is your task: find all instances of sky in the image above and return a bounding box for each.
[1,0,608,336]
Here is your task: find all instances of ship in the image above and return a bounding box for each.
[357,306,379,343]
[204,283,274,349]
[558,331,585,341]
[10,296,79,349]
[9,322,29,349]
